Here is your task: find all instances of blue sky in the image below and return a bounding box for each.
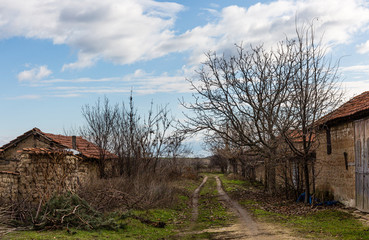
[1,0,369,155]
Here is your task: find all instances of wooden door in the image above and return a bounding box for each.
[355,119,369,211]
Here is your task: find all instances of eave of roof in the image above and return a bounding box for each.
[0,128,117,160]
[317,91,369,127]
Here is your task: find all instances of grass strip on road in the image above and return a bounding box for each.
[196,175,235,230]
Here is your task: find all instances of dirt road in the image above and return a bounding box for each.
[190,175,304,239]
[192,176,208,221]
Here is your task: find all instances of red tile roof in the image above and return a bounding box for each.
[1,128,117,160]
[287,130,315,143]
[18,147,75,156]
[318,91,369,126]
[41,131,116,159]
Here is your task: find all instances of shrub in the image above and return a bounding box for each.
[78,172,180,212]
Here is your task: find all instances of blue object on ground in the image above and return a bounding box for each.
[324,200,338,206]
[297,193,338,206]
[297,193,312,204]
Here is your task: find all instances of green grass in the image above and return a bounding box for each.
[219,174,263,192]
[250,208,369,240]
[220,174,369,240]
[196,176,234,230]
[4,210,180,240]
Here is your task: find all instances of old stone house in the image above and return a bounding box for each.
[315,91,369,211]
[0,128,116,203]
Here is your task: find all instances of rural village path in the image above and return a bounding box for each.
[190,175,305,240]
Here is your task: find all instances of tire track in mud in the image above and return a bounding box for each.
[192,176,208,221]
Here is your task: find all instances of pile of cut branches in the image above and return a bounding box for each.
[33,192,123,230]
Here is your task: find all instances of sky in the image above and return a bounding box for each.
[1,0,369,155]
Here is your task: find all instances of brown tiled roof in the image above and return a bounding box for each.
[18,147,75,156]
[287,130,315,143]
[1,128,117,160]
[318,91,369,126]
[41,131,116,159]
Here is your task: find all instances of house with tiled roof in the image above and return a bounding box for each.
[0,128,116,203]
[315,91,369,211]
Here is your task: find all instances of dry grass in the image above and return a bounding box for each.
[78,171,189,212]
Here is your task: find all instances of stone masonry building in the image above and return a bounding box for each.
[0,128,116,203]
[316,91,369,211]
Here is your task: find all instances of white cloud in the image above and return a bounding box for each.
[17,65,52,82]
[50,93,81,98]
[168,0,369,64]
[342,80,369,100]
[357,40,369,54]
[0,0,184,69]
[62,53,97,70]
[1,0,369,69]
[9,94,42,100]
[16,69,191,98]
[47,70,190,95]
[341,64,369,74]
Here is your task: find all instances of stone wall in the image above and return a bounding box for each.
[0,159,19,172]
[0,171,19,202]
[315,121,356,207]
[0,152,99,204]
[15,153,99,203]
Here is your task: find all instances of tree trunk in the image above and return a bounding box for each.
[312,159,316,194]
[264,157,276,193]
[303,157,310,204]
[98,158,106,178]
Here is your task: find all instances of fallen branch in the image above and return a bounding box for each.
[61,205,79,224]
[132,215,166,228]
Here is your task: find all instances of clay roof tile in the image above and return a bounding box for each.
[318,91,369,126]
[41,132,117,159]
[1,128,117,160]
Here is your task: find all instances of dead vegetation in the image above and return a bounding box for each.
[78,173,180,212]
[0,161,199,232]
[224,175,341,216]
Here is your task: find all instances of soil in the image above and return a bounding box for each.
[188,176,305,239]
[212,176,303,239]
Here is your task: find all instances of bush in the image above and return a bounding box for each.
[78,173,180,212]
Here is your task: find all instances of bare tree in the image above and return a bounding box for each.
[80,97,118,178]
[111,95,140,176]
[183,21,342,199]
[79,95,192,179]
[182,42,296,192]
[112,96,174,176]
[284,23,343,203]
